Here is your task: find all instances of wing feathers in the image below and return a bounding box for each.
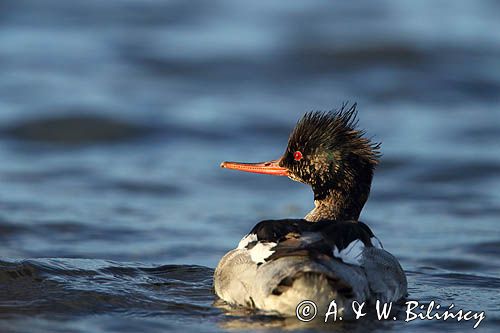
[241,219,380,266]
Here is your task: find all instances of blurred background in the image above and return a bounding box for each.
[0,1,499,332]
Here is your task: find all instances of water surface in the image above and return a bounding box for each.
[0,1,499,332]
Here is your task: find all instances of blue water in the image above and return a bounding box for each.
[0,1,499,332]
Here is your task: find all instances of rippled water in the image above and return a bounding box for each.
[0,1,499,332]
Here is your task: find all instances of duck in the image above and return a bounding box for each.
[214,103,407,317]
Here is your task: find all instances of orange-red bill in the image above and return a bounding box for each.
[220,159,289,176]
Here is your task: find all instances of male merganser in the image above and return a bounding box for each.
[214,103,407,317]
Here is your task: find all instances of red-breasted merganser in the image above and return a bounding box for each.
[214,103,407,316]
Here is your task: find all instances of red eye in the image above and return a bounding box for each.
[294,151,303,161]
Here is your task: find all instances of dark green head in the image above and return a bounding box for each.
[280,103,380,202]
[221,103,381,220]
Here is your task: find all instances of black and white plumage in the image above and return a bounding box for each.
[240,219,382,267]
[214,104,407,316]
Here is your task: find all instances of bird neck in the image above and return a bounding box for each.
[304,165,373,222]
